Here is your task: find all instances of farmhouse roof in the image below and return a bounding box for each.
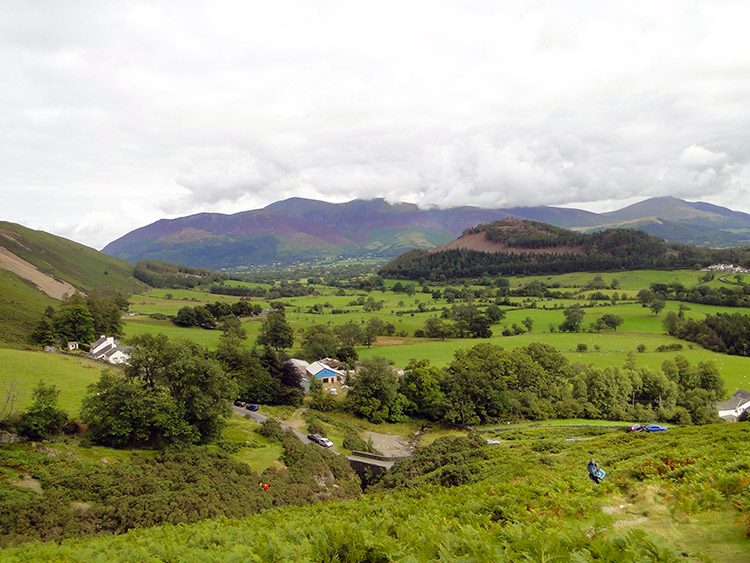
[307,361,345,378]
[716,389,750,411]
[93,343,115,358]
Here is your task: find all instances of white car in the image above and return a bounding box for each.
[329,388,338,396]
[319,437,334,447]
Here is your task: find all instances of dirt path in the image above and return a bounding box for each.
[0,245,78,299]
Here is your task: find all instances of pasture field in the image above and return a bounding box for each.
[0,349,115,415]
[117,268,750,396]
[502,269,707,290]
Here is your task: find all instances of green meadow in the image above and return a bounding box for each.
[0,349,114,416]
[116,269,750,397]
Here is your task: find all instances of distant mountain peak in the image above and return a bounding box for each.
[101,196,750,269]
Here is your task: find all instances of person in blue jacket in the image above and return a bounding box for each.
[587,458,604,484]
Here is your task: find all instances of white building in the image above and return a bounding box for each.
[89,335,131,365]
[717,390,750,422]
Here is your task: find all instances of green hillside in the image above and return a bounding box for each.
[2,423,748,561]
[0,222,144,294]
[0,222,147,344]
[0,269,56,344]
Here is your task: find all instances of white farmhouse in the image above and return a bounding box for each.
[89,335,131,365]
[717,390,750,422]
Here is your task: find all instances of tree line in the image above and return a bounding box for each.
[31,292,128,346]
[380,222,750,280]
[133,260,223,289]
[640,279,750,308]
[337,343,723,427]
[663,310,750,357]
[173,300,263,330]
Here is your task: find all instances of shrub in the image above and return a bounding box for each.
[656,343,683,352]
[307,420,327,437]
[342,432,381,454]
[256,419,285,442]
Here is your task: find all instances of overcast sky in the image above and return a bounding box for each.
[2,1,749,249]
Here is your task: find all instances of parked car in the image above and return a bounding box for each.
[245,403,259,411]
[486,439,501,445]
[646,424,669,432]
[307,433,322,444]
[627,424,646,432]
[329,388,338,396]
[233,400,246,407]
[318,437,334,447]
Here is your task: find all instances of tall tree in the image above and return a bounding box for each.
[559,304,585,332]
[257,309,294,351]
[300,324,338,361]
[18,380,68,440]
[346,356,405,423]
[399,359,445,420]
[81,371,195,447]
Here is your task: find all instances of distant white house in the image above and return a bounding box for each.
[89,335,131,365]
[717,390,750,422]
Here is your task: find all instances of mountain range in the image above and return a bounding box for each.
[102,196,750,270]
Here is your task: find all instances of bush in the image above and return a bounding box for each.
[656,343,683,352]
[342,432,380,454]
[438,464,471,487]
[307,420,327,437]
[256,419,285,442]
[308,393,338,412]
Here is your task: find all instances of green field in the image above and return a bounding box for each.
[0,349,115,416]
[115,269,750,398]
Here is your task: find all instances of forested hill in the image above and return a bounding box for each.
[379,219,750,280]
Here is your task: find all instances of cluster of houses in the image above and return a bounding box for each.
[705,264,750,274]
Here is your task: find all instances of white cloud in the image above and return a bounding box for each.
[1,1,750,248]
[680,145,727,168]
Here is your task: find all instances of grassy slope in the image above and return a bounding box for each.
[3,423,748,561]
[0,269,56,344]
[0,349,115,416]
[0,221,147,345]
[0,222,143,295]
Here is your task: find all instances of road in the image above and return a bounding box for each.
[231,404,313,445]
[230,405,400,469]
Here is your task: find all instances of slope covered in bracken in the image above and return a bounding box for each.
[3,423,749,561]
